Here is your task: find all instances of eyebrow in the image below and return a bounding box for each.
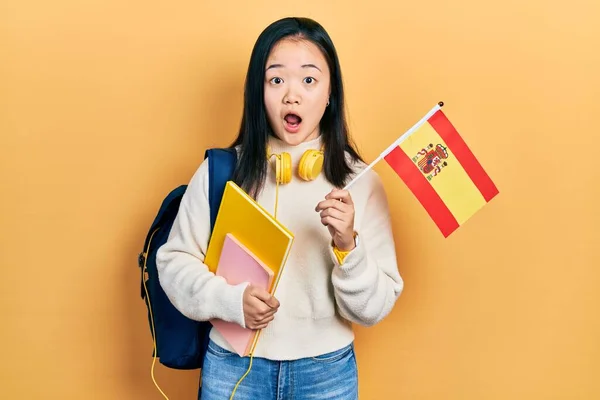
[265,63,322,72]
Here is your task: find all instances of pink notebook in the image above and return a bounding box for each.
[210,233,274,356]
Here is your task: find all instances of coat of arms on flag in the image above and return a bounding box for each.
[345,102,498,237]
[412,143,449,180]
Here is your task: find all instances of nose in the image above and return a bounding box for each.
[283,86,301,105]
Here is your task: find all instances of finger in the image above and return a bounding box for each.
[325,189,353,205]
[250,299,278,319]
[252,321,270,330]
[266,295,280,309]
[251,300,275,317]
[248,314,274,330]
[251,288,276,305]
[256,313,275,325]
[258,305,278,318]
[247,320,261,330]
[321,216,344,232]
[247,297,271,314]
[320,207,346,222]
[315,199,352,213]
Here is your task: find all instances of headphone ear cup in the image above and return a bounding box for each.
[276,152,292,184]
[282,152,292,184]
[298,150,324,181]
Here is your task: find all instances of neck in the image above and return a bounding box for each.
[268,135,323,162]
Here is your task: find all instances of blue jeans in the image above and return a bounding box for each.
[200,340,358,399]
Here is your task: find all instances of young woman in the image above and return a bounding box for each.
[157,16,404,399]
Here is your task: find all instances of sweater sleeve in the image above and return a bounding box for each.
[329,172,404,327]
[155,160,249,327]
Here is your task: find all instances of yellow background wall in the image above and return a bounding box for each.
[2,0,599,398]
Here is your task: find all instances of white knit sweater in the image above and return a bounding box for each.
[156,135,404,360]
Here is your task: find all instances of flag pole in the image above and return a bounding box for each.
[343,101,444,191]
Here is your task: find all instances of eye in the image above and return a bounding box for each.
[269,77,283,84]
[303,77,316,84]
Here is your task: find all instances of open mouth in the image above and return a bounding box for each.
[284,113,302,133]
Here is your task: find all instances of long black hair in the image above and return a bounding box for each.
[230,17,363,198]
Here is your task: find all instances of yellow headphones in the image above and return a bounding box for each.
[267,146,324,184]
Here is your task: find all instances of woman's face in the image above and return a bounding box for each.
[264,38,331,146]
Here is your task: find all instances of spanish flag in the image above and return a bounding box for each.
[345,102,498,237]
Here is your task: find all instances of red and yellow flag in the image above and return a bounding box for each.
[382,103,498,237]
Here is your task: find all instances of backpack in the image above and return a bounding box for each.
[138,147,237,370]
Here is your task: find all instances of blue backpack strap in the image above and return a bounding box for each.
[196,147,237,374]
[140,184,187,261]
[204,147,238,233]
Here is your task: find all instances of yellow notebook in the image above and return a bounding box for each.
[205,180,294,296]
